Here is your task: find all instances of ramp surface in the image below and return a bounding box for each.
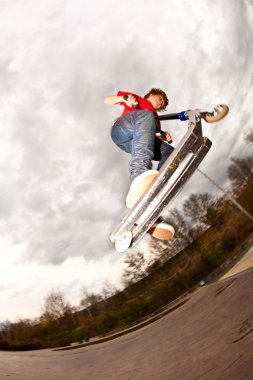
[0,251,252,380]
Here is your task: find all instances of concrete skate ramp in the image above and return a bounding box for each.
[0,250,253,380]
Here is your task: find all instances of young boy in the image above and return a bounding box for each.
[105,88,175,240]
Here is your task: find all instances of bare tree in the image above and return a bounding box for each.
[122,251,149,286]
[41,289,72,322]
[182,193,221,228]
[227,156,253,189]
[79,288,103,318]
[101,280,117,300]
[147,238,177,269]
[245,128,253,148]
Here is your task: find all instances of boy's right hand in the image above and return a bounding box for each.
[123,94,138,108]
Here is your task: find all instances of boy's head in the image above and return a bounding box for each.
[144,88,169,112]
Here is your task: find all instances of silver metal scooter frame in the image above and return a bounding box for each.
[110,111,212,252]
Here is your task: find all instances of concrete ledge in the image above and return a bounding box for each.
[53,297,189,351]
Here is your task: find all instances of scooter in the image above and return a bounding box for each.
[110,104,229,252]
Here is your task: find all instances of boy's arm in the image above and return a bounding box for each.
[104,95,124,105]
[104,94,137,107]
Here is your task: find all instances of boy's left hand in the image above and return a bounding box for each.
[159,131,172,143]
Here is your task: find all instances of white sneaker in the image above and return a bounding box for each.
[126,170,158,208]
[148,222,175,240]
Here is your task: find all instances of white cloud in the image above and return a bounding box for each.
[0,251,125,321]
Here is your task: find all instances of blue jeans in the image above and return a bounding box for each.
[111,110,174,181]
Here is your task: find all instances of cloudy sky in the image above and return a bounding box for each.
[0,0,252,321]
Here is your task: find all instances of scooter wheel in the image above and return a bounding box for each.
[204,104,229,123]
[115,231,133,253]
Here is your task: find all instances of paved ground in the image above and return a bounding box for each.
[219,246,253,280]
[0,248,252,380]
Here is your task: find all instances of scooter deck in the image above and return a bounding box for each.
[110,114,212,252]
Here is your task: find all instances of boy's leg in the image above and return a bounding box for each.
[111,111,158,208]
[153,138,174,170]
[129,110,157,181]
[126,111,158,207]
[111,117,133,155]
[111,110,157,180]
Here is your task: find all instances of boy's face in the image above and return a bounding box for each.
[147,94,165,111]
